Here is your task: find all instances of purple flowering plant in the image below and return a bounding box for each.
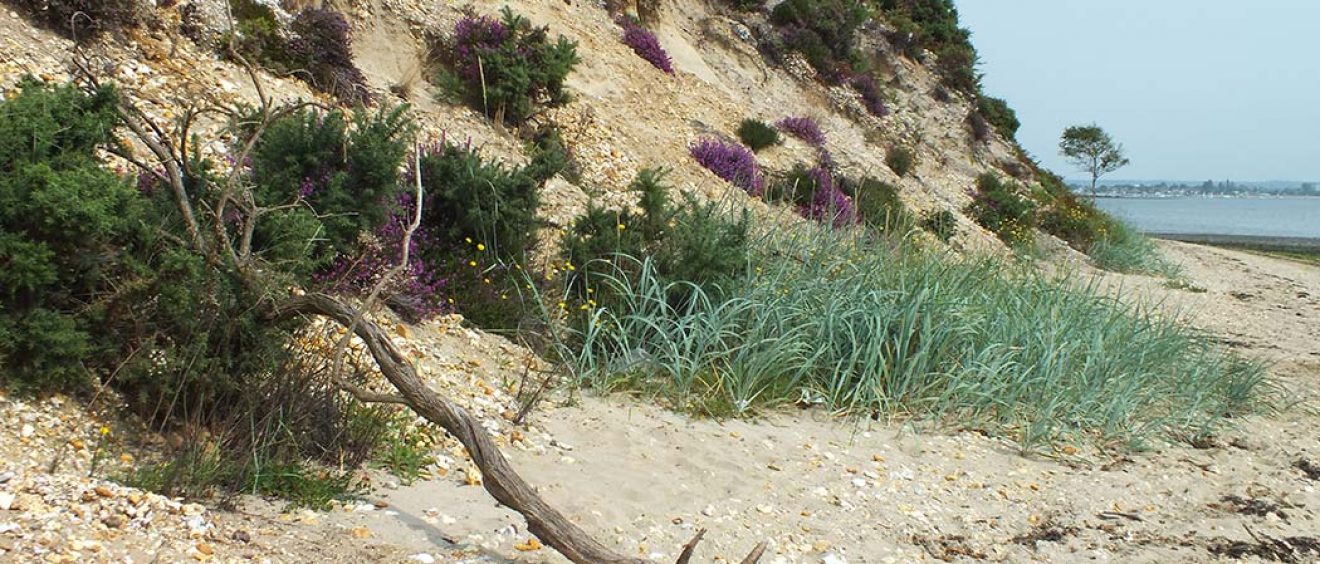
[690,137,764,195]
[619,19,674,74]
[775,116,827,147]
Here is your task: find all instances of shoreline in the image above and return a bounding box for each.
[1148,232,1320,252]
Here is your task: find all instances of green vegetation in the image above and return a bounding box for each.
[1060,124,1130,197]
[435,8,580,125]
[877,0,979,92]
[921,209,958,242]
[976,95,1019,140]
[557,225,1265,449]
[1088,221,1182,277]
[560,169,750,313]
[885,146,916,177]
[967,172,1037,247]
[224,1,370,103]
[737,119,781,152]
[843,177,912,234]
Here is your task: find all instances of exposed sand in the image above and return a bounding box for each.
[292,241,1318,563]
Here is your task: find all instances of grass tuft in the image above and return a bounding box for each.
[554,224,1267,450]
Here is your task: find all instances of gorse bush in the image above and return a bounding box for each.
[559,226,1265,448]
[690,137,764,194]
[843,176,912,233]
[248,106,415,266]
[560,169,750,313]
[776,116,826,147]
[0,79,144,393]
[967,172,1036,246]
[921,209,957,242]
[736,119,780,152]
[877,0,981,93]
[976,95,1019,140]
[440,8,580,125]
[770,0,868,78]
[885,145,915,177]
[619,18,674,74]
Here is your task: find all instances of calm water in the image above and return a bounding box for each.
[1094,197,1320,239]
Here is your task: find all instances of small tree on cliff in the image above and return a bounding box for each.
[1059,124,1130,197]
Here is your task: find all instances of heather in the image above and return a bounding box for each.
[776,116,827,147]
[619,19,674,74]
[690,137,764,194]
[436,8,580,125]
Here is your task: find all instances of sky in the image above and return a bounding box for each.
[954,1,1320,183]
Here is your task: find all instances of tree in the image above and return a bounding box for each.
[1059,124,1130,197]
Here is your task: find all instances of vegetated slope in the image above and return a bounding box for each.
[0,0,1032,252]
[0,2,1308,563]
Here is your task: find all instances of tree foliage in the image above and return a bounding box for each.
[1059,124,1130,195]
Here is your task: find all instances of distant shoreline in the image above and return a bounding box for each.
[1149,232,1320,254]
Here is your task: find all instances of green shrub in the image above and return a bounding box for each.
[248,106,414,269]
[737,119,780,152]
[0,79,145,393]
[7,0,144,41]
[843,177,912,233]
[440,8,580,125]
[560,226,1266,448]
[877,0,981,93]
[417,143,542,261]
[770,0,868,77]
[966,172,1036,246]
[976,95,1019,140]
[764,163,822,207]
[560,169,749,312]
[885,146,915,177]
[921,209,957,242]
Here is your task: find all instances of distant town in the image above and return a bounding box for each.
[1075,180,1320,198]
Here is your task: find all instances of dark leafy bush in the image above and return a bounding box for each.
[619,18,674,74]
[886,145,915,177]
[976,95,1019,140]
[690,137,764,194]
[921,209,957,242]
[771,0,868,78]
[248,106,415,267]
[417,143,543,262]
[0,79,144,393]
[966,172,1036,246]
[765,162,822,207]
[775,116,826,147]
[439,8,580,125]
[877,0,981,93]
[1035,170,1110,251]
[561,169,750,311]
[7,0,145,41]
[843,177,912,233]
[737,119,780,152]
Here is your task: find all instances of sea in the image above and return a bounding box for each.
[1093,196,1320,240]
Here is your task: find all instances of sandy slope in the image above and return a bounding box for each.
[0,247,1316,563]
[275,242,1317,564]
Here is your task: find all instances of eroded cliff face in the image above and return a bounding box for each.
[0,0,1051,256]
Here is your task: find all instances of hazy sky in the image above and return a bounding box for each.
[954,1,1319,182]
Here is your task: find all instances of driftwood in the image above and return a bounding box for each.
[274,294,767,563]
[75,45,767,562]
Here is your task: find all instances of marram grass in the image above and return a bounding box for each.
[554,224,1267,451]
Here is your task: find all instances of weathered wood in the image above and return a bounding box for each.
[275,294,768,564]
[274,294,647,563]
